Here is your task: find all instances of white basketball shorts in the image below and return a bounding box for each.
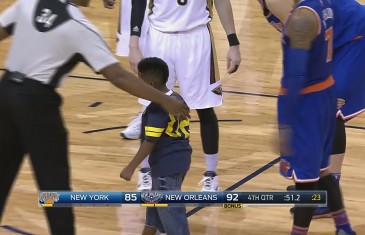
[139,24,222,109]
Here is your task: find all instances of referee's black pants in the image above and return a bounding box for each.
[0,75,75,235]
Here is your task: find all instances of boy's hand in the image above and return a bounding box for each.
[120,165,136,181]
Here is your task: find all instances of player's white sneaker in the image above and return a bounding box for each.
[137,169,152,191]
[199,171,219,192]
[121,113,142,140]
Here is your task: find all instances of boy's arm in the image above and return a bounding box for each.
[120,104,169,181]
[120,140,156,181]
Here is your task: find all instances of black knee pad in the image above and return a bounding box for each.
[332,117,346,154]
[196,108,219,154]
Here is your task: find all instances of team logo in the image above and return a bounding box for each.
[212,85,222,96]
[39,192,60,207]
[141,191,163,204]
[280,159,291,174]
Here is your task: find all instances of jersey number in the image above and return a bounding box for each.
[165,114,190,138]
[325,27,333,62]
[177,0,188,6]
[36,9,58,28]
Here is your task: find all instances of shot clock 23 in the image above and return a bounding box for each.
[312,193,322,201]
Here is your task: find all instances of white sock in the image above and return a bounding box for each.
[205,153,218,172]
[140,156,150,169]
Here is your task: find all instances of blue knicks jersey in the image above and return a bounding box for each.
[263,0,365,50]
[331,0,365,49]
[282,0,334,87]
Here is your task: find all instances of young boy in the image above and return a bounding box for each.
[120,57,191,235]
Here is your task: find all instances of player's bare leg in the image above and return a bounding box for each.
[197,108,219,192]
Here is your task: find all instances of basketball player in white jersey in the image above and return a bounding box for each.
[122,0,241,192]
[104,0,153,191]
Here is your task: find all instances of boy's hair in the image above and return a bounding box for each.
[138,57,169,84]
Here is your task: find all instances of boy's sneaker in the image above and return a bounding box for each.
[336,229,356,235]
[137,168,152,191]
[199,171,219,192]
[121,113,142,140]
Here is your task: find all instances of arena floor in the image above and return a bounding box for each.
[0,0,364,234]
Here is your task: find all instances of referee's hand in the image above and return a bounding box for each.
[162,96,191,120]
[103,0,115,9]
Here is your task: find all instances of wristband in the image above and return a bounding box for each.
[227,33,240,46]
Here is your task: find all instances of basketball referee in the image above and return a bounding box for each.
[0,0,189,234]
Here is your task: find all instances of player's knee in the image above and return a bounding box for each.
[196,108,217,122]
[332,117,346,154]
[319,174,337,188]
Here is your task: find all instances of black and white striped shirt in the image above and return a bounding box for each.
[0,0,118,87]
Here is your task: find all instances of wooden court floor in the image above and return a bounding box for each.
[0,0,364,234]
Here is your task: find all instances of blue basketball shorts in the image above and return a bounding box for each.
[278,86,337,182]
[334,36,365,119]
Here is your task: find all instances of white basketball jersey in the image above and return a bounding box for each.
[148,0,213,32]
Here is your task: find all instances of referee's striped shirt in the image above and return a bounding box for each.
[0,0,118,87]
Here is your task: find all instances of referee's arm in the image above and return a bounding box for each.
[0,1,19,41]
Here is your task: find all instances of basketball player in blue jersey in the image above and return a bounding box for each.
[259,0,365,218]
[278,0,356,234]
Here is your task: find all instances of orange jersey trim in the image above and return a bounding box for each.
[352,35,363,41]
[279,75,334,96]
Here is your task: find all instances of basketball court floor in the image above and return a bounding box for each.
[0,0,364,234]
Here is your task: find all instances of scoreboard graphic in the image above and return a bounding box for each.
[38,191,327,208]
